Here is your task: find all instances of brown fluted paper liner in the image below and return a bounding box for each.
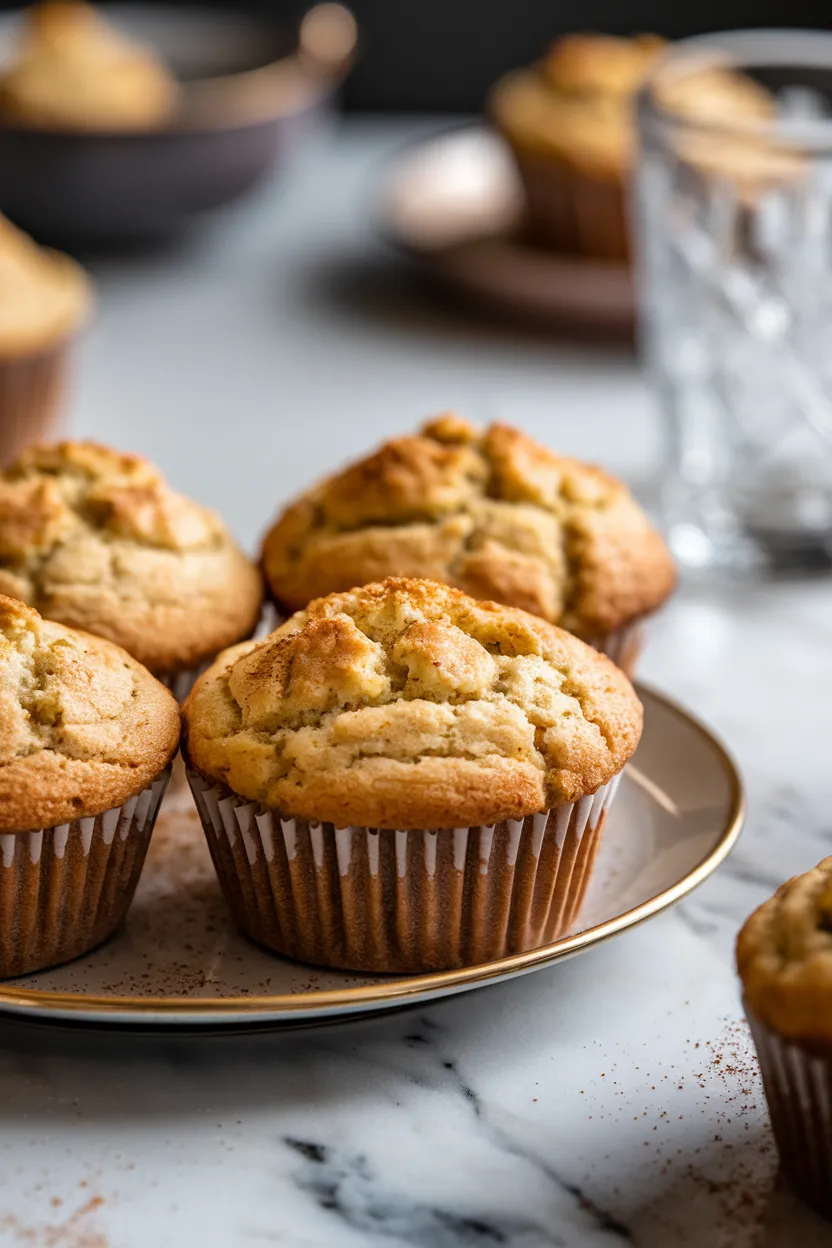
[0,768,170,978]
[0,342,71,468]
[745,1002,832,1218]
[513,149,630,263]
[186,765,621,973]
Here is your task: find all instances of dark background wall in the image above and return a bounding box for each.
[334,0,832,111]
[5,0,831,110]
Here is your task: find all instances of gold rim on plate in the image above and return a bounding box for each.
[0,685,744,1024]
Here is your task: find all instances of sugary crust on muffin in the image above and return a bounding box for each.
[0,595,180,830]
[184,577,643,829]
[737,857,832,1044]
[0,1,178,132]
[0,215,90,355]
[261,416,675,638]
[0,441,263,674]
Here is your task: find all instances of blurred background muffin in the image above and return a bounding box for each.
[488,31,776,264]
[261,413,675,671]
[0,440,262,697]
[184,577,642,973]
[489,34,665,261]
[0,213,90,468]
[0,0,178,130]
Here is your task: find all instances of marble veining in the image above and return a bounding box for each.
[0,119,831,1246]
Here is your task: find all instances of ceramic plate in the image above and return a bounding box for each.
[380,126,636,339]
[0,687,743,1029]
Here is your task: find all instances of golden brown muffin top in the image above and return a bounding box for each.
[541,33,666,99]
[261,415,675,639]
[737,857,832,1044]
[184,577,642,830]
[0,214,90,355]
[490,32,773,178]
[0,441,262,675]
[0,1,178,132]
[0,594,179,831]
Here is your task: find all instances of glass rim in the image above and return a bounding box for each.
[637,28,832,151]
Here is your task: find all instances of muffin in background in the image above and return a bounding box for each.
[0,595,179,977]
[261,414,675,673]
[489,33,774,262]
[0,214,90,467]
[490,34,664,260]
[0,1,178,132]
[184,576,642,973]
[738,858,832,1219]
[0,440,263,698]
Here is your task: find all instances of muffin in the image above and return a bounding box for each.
[738,858,832,1218]
[0,214,91,468]
[490,34,665,260]
[0,594,179,976]
[261,414,675,673]
[0,1,178,132]
[0,440,263,699]
[489,33,774,262]
[183,577,642,973]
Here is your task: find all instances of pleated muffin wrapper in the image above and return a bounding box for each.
[0,767,171,979]
[186,765,622,974]
[745,1000,832,1219]
[0,340,72,469]
[512,148,631,263]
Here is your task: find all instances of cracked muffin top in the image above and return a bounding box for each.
[0,214,90,356]
[737,857,832,1043]
[184,577,642,829]
[0,1,178,132]
[261,415,675,639]
[0,441,262,675]
[0,595,179,831]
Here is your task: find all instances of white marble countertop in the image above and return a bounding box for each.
[1,119,831,1248]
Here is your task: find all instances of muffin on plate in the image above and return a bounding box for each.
[489,34,665,260]
[183,577,642,973]
[261,414,675,673]
[0,440,263,698]
[0,0,178,132]
[738,857,832,1218]
[489,33,774,262]
[0,594,179,977]
[0,214,91,467]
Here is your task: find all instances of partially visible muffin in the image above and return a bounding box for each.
[184,577,642,971]
[0,215,91,467]
[261,414,675,672]
[0,440,263,696]
[490,34,665,259]
[738,858,832,1217]
[0,594,180,976]
[0,1,178,132]
[489,32,774,261]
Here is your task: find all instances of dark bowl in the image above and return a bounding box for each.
[0,3,356,245]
